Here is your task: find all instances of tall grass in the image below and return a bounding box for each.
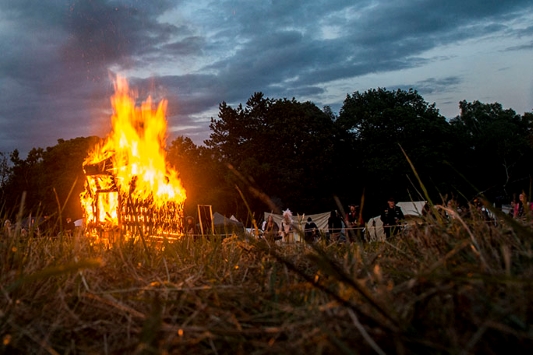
[1,201,533,354]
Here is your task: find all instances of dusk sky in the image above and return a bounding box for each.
[0,0,532,156]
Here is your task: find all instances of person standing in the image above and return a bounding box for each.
[509,200,516,218]
[514,193,533,219]
[328,210,343,243]
[280,209,294,242]
[345,204,363,242]
[345,205,358,228]
[304,217,318,243]
[185,216,197,236]
[263,215,280,242]
[65,217,75,237]
[380,197,405,240]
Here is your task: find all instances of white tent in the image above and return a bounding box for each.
[397,201,427,217]
[365,201,427,242]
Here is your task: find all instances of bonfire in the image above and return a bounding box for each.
[80,76,186,238]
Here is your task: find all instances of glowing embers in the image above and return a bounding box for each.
[81,76,186,237]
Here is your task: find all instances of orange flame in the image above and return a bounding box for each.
[81,76,186,229]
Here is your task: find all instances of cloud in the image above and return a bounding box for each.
[0,0,532,154]
[505,40,533,51]
[396,76,463,96]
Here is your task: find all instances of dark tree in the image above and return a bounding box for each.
[205,93,341,217]
[3,148,45,217]
[449,101,533,201]
[0,151,13,210]
[2,137,100,220]
[337,88,454,214]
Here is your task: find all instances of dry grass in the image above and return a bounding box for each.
[1,211,533,354]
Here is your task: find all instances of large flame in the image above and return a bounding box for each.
[81,76,186,229]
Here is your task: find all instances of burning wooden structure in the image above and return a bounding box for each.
[82,157,184,237]
[80,76,186,238]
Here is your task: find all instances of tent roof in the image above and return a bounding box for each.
[213,212,243,227]
[396,201,427,217]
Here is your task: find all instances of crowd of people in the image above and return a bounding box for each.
[441,192,533,224]
[256,192,533,244]
[258,198,403,244]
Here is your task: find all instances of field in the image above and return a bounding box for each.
[1,208,533,354]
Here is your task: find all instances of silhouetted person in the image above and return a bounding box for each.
[304,217,318,243]
[345,204,363,242]
[328,210,343,242]
[514,193,533,219]
[380,197,404,239]
[185,216,197,236]
[263,215,280,242]
[65,217,75,237]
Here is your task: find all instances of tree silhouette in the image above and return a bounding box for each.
[205,92,341,216]
[338,88,454,211]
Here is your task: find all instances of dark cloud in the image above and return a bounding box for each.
[161,36,205,56]
[278,86,325,98]
[505,41,533,51]
[62,0,179,70]
[0,0,532,155]
[396,76,463,96]
[424,76,462,88]
[0,0,181,154]
[196,0,532,104]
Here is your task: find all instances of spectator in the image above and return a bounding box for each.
[472,197,491,221]
[346,205,361,228]
[328,210,343,242]
[185,216,197,236]
[304,217,318,243]
[508,200,516,218]
[380,197,405,239]
[514,193,533,219]
[280,209,294,242]
[263,215,280,242]
[444,199,461,220]
[65,217,75,237]
[345,204,363,242]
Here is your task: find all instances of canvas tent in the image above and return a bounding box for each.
[396,201,428,217]
[365,201,427,241]
[212,212,245,236]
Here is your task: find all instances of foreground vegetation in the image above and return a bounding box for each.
[2,207,533,354]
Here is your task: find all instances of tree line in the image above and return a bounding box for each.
[1,88,532,224]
